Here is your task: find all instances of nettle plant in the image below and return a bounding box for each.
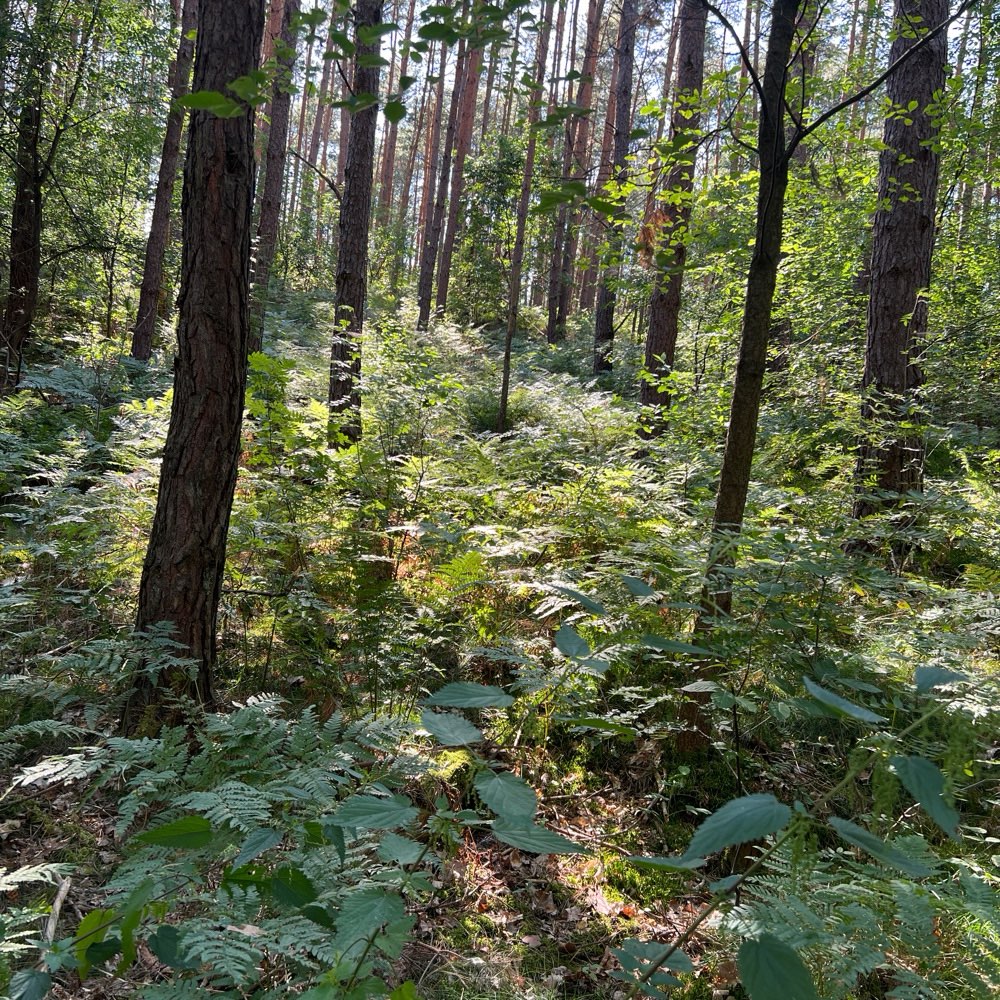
[6,681,582,999]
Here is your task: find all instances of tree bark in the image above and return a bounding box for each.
[327,0,384,444]
[592,0,637,375]
[131,0,198,361]
[249,0,300,354]
[852,0,947,522]
[640,0,707,425]
[378,0,416,221]
[123,0,265,735]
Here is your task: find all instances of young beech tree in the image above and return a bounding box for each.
[328,0,384,444]
[123,0,265,734]
[853,0,947,522]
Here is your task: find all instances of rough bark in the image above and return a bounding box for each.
[497,0,555,433]
[249,0,300,354]
[852,0,947,521]
[377,0,416,220]
[640,0,707,425]
[131,0,198,361]
[327,0,384,444]
[592,0,637,375]
[122,0,265,734]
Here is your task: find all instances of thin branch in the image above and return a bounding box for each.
[288,147,342,202]
[700,0,765,107]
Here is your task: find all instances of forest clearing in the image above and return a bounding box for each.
[0,0,999,997]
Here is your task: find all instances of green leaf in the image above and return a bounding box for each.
[75,908,114,978]
[135,814,214,849]
[914,665,966,692]
[563,716,638,740]
[827,817,936,876]
[146,925,194,970]
[177,89,244,117]
[425,682,514,708]
[117,880,156,972]
[389,982,420,1000]
[802,676,887,724]
[377,832,426,865]
[233,826,283,869]
[640,634,712,656]
[627,854,705,872]
[475,769,537,820]
[338,887,405,939]
[384,99,407,123]
[421,709,483,746]
[555,624,590,658]
[271,866,319,908]
[623,575,658,597]
[492,818,587,854]
[683,794,791,861]
[739,934,818,1000]
[9,970,52,1000]
[890,755,960,839]
[549,584,606,615]
[332,793,420,829]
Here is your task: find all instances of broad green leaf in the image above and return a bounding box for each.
[135,814,214,849]
[828,817,936,876]
[555,624,590,658]
[332,793,419,829]
[890,755,960,839]
[146,924,196,970]
[233,826,283,869]
[914,665,966,692]
[424,682,513,708]
[492,818,587,854]
[421,709,483,746]
[563,716,638,740]
[9,970,52,1000]
[803,677,886,724]
[384,99,407,123]
[549,584,606,615]
[640,634,712,656]
[681,680,719,693]
[623,575,658,597]
[739,934,818,1000]
[117,880,156,972]
[377,831,426,865]
[683,794,791,861]
[338,887,405,939]
[627,854,705,872]
[75,908,114,978]
[475,769,537,820]
[177,89,243,117]
[377,915,418,959]
[389,982,419,1000]
[271,866,318,908]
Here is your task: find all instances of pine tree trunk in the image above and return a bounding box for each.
[377,0,415,221]
[328,0,384,445]
[131,0,198,361]
[122,0,265,735]
[852,0,946,523]
[248,0,299,354]
[640,0,707,426]
[592,0,637,375]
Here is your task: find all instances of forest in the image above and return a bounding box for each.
[0,0,998,997]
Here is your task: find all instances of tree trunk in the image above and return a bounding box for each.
[852,0,946,523]
[327,0,384,445]
[249,0,300,354]
[131,0,198,361]
[497,0,555,433]
[592,0,637,375]
[640,0,707,426]
[378,0,416,221]
[436,45,482,313]
[122,0,265,735]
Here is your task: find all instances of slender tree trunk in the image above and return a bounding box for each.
[417,38,462,329]
[288,33,315,217]
[703,0,801,616]
[436,45,482,313]
[378,0,416,221]
[592,0,637,375]
[640,0,707,426]
[328,0,384,444]
[480,38,500,138]
[131,0,198,361]
[122,0,265,735]
[852,0,947,524]
[248,0,300,354]
[497,0,555,433]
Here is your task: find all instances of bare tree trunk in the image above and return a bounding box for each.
[436,45,482,313]
[122,0,265,735]
[248,0,300,354]
[640,0,707,426]
[377,0,416,221]
[287,32,315,217]
[131,0,198,361]
[852,0,947,524]
[328,0,384,444]
[497,0,555,433]
[480,38,500,138]
[592,0,637,375]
